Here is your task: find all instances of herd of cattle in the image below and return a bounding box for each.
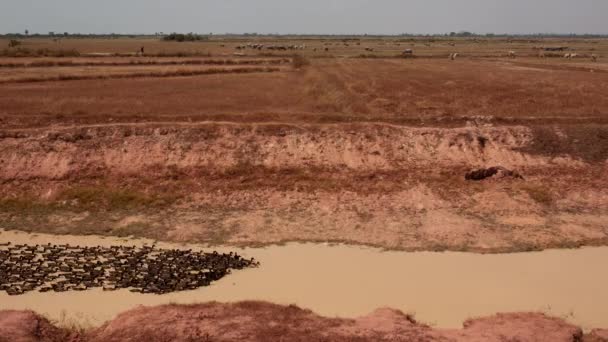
[232,42,600,61]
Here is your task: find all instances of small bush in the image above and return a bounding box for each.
[8,39,21,48]
[291,54,310,69]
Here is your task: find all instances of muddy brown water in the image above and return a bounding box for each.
[1,229,607,330]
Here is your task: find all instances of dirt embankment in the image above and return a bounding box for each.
[2,302,607,342]
[0,123,542,179]
[0,122,606,252]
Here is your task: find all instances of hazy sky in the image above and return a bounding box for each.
[1,0,607,35]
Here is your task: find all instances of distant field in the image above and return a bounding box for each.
[2,36,608,58]
[1,56,607,128]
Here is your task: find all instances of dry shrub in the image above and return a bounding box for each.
[58,186,179,211]
[519,125,608,163]
[291,54,310,69]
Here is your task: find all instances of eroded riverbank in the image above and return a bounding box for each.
[1,229,607,331]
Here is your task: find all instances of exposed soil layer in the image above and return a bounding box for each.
[2,302,606,342]
[1,121,606,252]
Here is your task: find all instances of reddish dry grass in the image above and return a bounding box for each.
[1,58,607,128]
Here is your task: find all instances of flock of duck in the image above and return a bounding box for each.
[0,242,259,296]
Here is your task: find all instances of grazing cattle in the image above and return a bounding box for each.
[508,51,516,58]
[364,47,374,52]
[565,53,578,59]
[402,49,413,55]
[591,54,598,62]
[538,52,546,58]
[449,53,459,60]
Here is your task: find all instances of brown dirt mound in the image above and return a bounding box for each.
[0,302,597,342]
[0,310,71,342]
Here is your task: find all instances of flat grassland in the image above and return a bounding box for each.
[0,37,607,253]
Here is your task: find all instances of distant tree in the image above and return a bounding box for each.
[25,29,29,35]
[48,31,55,36]
[450,32,456,37]
[64,32,69,37]
[162,32,208,42]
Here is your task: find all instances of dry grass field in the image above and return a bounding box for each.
[1,35,608,341]
[0,37,607,253]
